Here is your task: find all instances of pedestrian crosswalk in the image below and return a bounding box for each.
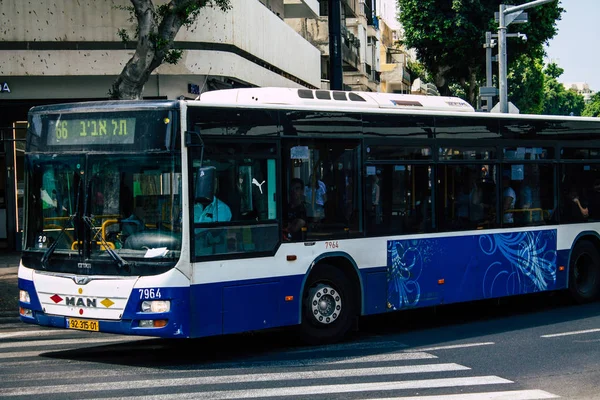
[0,328,560,399]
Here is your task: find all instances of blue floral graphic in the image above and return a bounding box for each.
[386,230,557,309]
[387,240,424,309]
[479,231,556,298]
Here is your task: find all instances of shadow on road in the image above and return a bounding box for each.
[40,291,598,369]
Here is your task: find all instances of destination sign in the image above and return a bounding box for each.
[47,118,136,146]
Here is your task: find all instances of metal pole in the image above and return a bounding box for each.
[498,0,555,113]
[484,31,494,111]
[505,0,554,15]
[498,4,508,114]
[328,0,343,90]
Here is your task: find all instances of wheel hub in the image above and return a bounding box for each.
[309,284,342,325]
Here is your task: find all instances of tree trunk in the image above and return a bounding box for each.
[467,69,478,107]
[434,65,452,96]
[110,0,186,100]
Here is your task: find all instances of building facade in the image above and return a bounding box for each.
[0,0,321,250]
[564,82,594,103]
[286,0,381,92]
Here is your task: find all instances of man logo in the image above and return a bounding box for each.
[65,297,97,308]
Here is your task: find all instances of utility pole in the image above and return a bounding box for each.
[328,0,343,90]
[481,32,497,111]
[498,0,555,113]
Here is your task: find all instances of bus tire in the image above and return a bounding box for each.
[300,264,357,345]
[569,240,600,303]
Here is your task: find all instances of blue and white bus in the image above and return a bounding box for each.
[18,87,600,343]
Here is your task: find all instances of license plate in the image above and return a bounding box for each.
[67,318,99,331]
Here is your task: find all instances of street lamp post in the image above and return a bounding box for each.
[498,0,555,113]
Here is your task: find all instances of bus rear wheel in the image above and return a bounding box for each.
[300,264,356,345]
[569,240,600,303]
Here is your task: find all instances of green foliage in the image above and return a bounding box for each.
[448,83,467,100]
[111,0,231,99]
[116,29,130,43]
[116,1,231,65]
[541,62,585,116]
[544,62,564,79]
[508,53,544,114]
[582,92,600,117]
[398,0,563,105]
[406,59,430,83]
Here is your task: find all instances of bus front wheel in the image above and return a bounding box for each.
[300,264,356,345]
[569,240,600,303]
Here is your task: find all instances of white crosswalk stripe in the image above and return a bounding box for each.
[0,331,560,399]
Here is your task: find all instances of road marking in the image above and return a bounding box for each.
[330,351,437,364]
[541,328,600,338]
[0,329,67,339]
[4,376,511,397]
[0,336,150,349]
[1,363,470,383]
[289,340,408,353]
[404,342,495,352]
[365,389,559,399]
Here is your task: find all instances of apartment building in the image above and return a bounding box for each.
[0,0,321,250]
[564,82,594,103]
[378,17,411,94]
[286,0,381,92]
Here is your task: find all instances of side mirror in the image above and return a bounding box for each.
[194,166,215,205]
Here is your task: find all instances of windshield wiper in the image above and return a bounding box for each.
[41,175,83,269]
[82,216,129,271]
[40,213,76,269]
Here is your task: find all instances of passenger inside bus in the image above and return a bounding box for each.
[305,173,327,223]
[502,172,516,224]
[564,186,589,222]
[285,178,307,241]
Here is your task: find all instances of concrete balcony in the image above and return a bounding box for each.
[288,17,360,71]
[342,0,359,17]
[0,0,321,91]
[284,0,319,18]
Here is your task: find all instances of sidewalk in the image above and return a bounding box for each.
[0,252,20,316]
[0,251,20,279]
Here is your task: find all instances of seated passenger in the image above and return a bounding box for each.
[565,186,589,222]
[502,173,516,224]
[305,174,327,222]
[285,178,307,241]
[122,207,146,236]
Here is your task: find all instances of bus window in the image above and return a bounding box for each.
[502,163,555,226]
[437,164,497,231]
[365,164,432,236]
[283,139,360,240]
[560,164,600,223]
[190,141,279,258]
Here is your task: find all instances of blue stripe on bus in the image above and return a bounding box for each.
[18,229,572,338]
[188,274,304,337]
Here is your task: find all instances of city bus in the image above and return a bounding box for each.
[18,87,600,344]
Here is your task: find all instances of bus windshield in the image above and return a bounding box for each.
[24,152,182,274]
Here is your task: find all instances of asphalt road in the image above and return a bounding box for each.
[1,291,599,399]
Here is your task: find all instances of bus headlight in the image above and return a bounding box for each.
[19,290,30,303]
[141,300,170,313]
